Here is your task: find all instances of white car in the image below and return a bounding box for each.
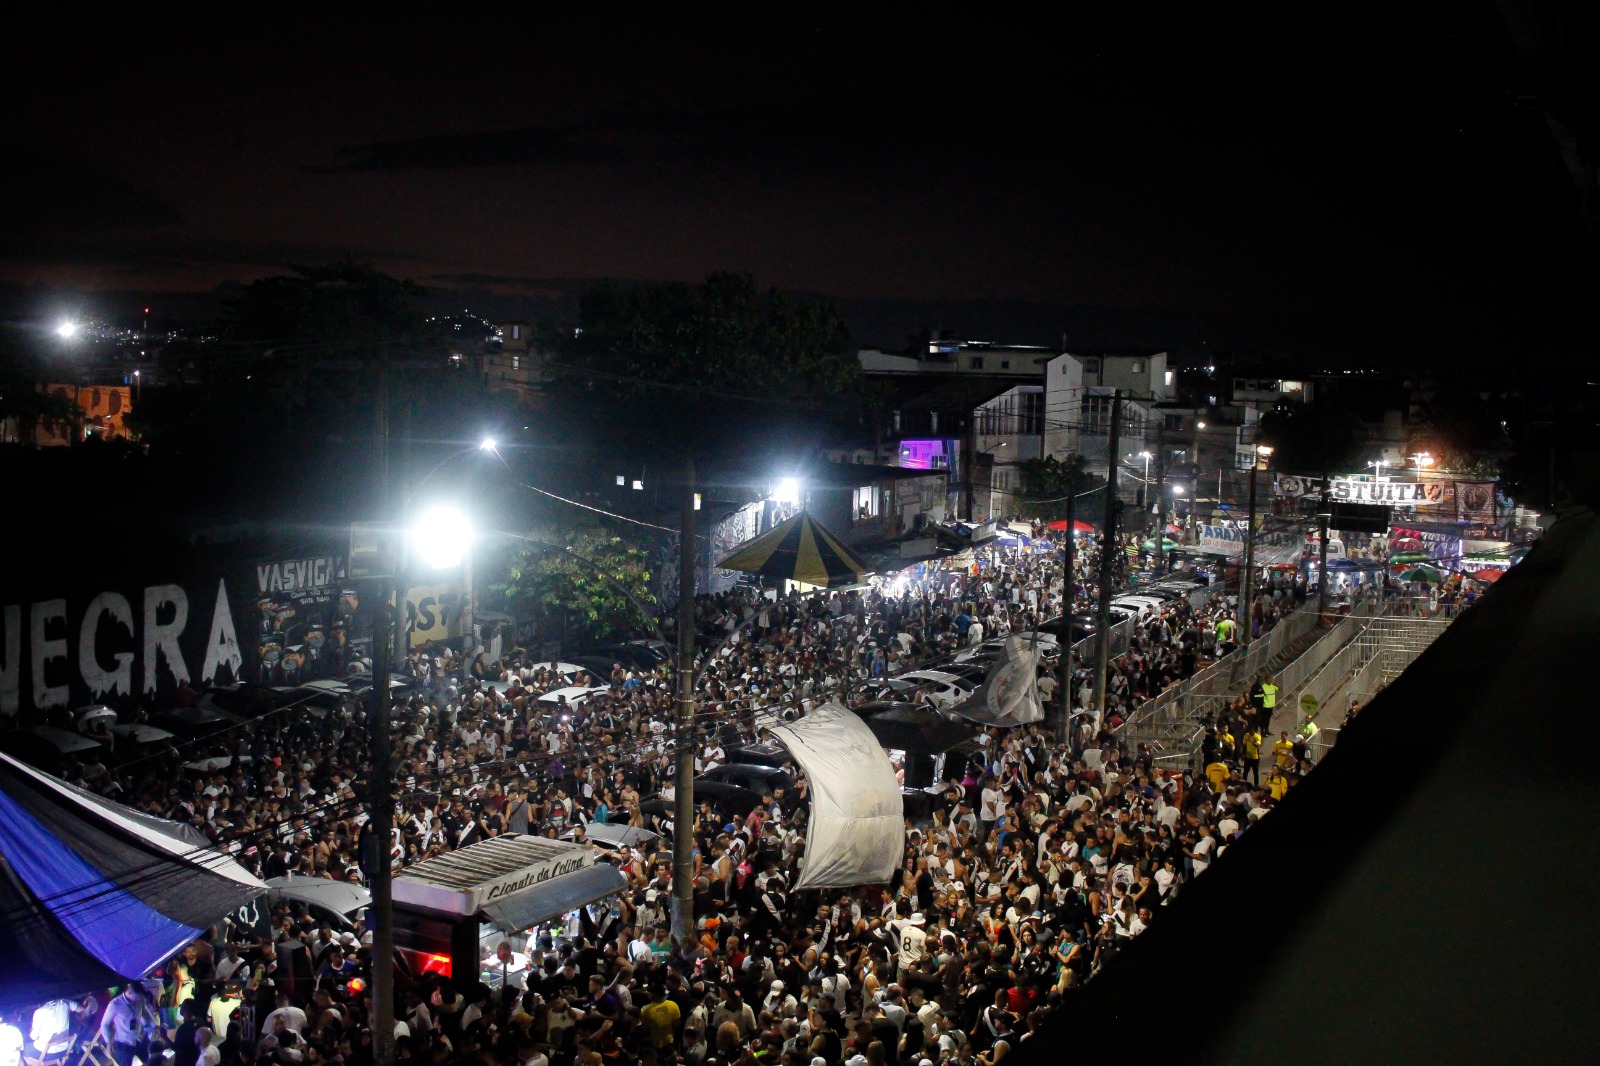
[536,685,610,711]
[954,632,1058,666]
[887,669,979,710]
[1112,596,1165,616]
[525,661,592,680]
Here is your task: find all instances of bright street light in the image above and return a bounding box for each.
[1171,485,1186,496]
[479,437,497,452]
[411,506,472,569]
[773,477,802,505]
[55,320,79,339]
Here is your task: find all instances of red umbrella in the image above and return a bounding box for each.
[1048,519,1095,533]
[1474,568,1505,584]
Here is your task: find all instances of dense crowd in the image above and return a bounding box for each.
[14,533,1323,1066]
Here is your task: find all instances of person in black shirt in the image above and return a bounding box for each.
[170,1001,202,1066]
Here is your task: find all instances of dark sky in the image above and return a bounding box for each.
[4,8,1594,359]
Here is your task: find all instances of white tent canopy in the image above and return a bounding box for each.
[768,702,904,890]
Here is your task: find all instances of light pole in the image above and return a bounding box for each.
[672,459,698,949]
[369,428,489,1066]
[1239,444,1271,647]
[1092,390,1122,729]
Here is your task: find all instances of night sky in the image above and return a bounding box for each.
[5,8,1594,360]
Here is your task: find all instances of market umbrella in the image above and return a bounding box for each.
[1164,523,1183,535]
[717,512,871,588]
[1389,551,1432,565]
[1141,538,1179,553]
[1474,568,1506,584]
[1399,566,1444,582]
[1047,519,1094,533]
[1269,563,1299,572]
[1393,537,1424,551]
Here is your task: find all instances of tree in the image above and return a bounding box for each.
[495,515,658,646]
[135,262,516,520]
[552,272,859,456]
[1256,402,1365,476]
[0,365,81,446]
[1015,454,1107,519]
[1408,383,1506,478]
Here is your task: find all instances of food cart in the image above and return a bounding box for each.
[392,835,627,991]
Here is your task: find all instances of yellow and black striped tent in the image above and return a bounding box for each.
[716,512,872,588]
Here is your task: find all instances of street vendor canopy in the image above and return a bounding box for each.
[0,752,265,1012]
[717,512,872,588]
[768,702,904,890]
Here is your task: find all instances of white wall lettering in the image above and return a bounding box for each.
[143,584,191,694]
[200,580,243,684]
[78,592,136,700]
[0,604,19,716]
[30,599,69,710]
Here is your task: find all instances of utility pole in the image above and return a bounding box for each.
[1056,487,1075,739]
[671,458,698,948]
[964,407,978,521]
[370,363,396,1066]
[1240,450,1258,646]
[1315,469,1332,615]
[1092,390,1122,730]
[1152,417,1167,572]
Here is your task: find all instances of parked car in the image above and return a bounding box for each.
[724,741,791,769]
[937,662,992,685]
[694,763,795,814]
[522,661,591,681]
[640,762,796,819]
[200,681,297,720]
[561,822,663,862]
[279,682,351,720]
[849,699,925,719]
[1111,595,1164,616]
[0,726,108,777]
[597,640,671,670]
[149,705,247,742]
[884,669,979,710]
[107,723,177,764]
[536,686,610,715]
[954,631,1060,666]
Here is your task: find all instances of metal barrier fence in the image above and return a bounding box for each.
[1118,596,1440,764]
[1292,615,1453,762]
[1116,604,1321,743]
[1272,600,1384,697]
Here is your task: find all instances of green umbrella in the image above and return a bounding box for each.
[1399,565,1443,582]
[1141,538,1179,553]
[1389,551,1431,565]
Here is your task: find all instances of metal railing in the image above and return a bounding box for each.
[1116,595,1438,766]
[1272,599,1384,698]
[1116,604,1321,742]
[1285,613,1454,763]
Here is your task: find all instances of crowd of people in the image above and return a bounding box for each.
[11,531,1327,1066]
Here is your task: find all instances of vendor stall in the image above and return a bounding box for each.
[392,835,626,990]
